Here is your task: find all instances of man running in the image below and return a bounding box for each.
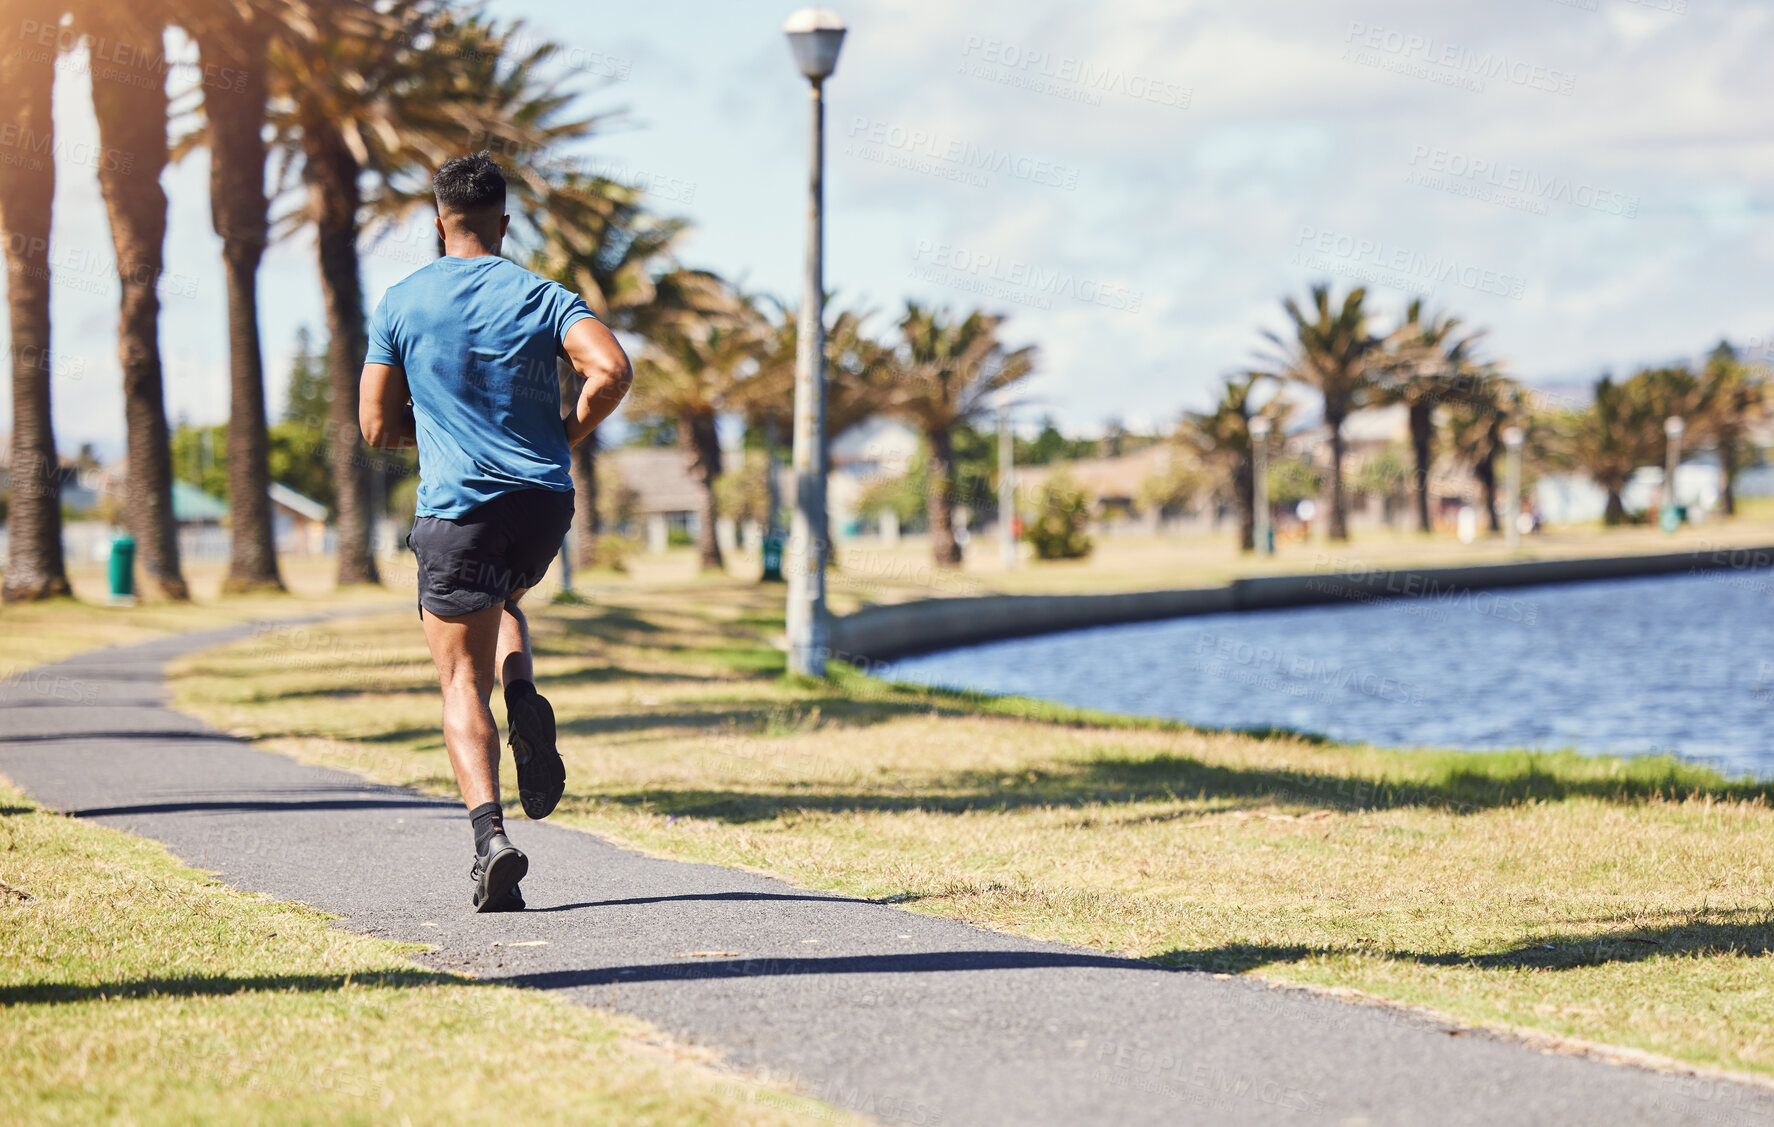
[359,153,632,912]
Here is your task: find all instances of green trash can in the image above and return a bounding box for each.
[108,534,136,603]
[760,533,784,583]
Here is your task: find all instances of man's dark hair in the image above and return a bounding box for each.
[433,152,507,214]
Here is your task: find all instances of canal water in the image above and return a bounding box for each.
[878,568,1774,776]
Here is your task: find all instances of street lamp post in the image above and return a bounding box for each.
[1248,415,1271,556]
[1663,415,1685,531]
[783,8,845,676]
[1502,425,1525,550]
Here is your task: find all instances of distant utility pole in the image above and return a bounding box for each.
[998,406,1016,571]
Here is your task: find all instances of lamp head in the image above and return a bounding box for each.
[784,8,846,81]
[1501,425,1524,449]
[1248,416,1271,439]
[1665,415,1685,439]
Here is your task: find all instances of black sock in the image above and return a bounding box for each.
[470,801,504,856]
[504,678,536,708]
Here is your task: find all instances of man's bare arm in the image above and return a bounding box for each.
[561,318,632,448]
[360,362,417,448]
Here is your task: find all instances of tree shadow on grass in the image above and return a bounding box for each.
[2,969,459,1006]
[553,607,667,644]
[553,693,976,740]
[1151,908,1774,974]
[546,664,722,687]
[589,750,1774,823]
[269,683,438,701]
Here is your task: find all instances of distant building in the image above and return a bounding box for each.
[269,483,329,555]
[1017,445,1178,518]
[171,480,228,524]
[605,446,707,538]
[829,417,921,538]
[0,431,93,507]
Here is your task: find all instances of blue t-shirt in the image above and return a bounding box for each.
[365,255,594,518]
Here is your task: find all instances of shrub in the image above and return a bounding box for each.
[1023,471,1094,560]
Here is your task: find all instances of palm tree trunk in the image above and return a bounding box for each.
[306,127,376,585]
[1326,415,1349,541]
[1476,448,1499,533]
[1235,451,1255,552]
[1409,399,1433,533]
[196,19,282,591]
[681,409,723,570]
[557,357,599,566]
[1721,434,1739,516]
[89,15,187,600]
[0,27,70,602]
[926,425,961,566]
[571,433,599,564]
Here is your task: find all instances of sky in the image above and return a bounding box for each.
[7,0,1773,459]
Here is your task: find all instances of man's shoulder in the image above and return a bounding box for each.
[379,260,448,306]
[485,257,575,298]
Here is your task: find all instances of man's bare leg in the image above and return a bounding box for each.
[496,588,533,689]
[420,604,504,809]
[496,586,566,820]
[421,602,529,911]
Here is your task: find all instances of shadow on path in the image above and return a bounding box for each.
[70,797,452,818]
[0,730,235,744]
[533,890,872,912]
[502,950,1165,990]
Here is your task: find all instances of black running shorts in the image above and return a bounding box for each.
[407,488,574,618]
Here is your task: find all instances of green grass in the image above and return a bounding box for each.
[162,583,1774,1081]
[0,780,849,1126]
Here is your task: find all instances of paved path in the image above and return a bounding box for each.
[3,625,1770,1126]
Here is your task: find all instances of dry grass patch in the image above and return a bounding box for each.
[0,780,851,1126]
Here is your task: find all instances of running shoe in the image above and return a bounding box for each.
[507,690,565,820]
[470,832,529,912]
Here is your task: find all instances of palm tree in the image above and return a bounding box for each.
[627,275,765,570]
[77,0,189,600]
[1374,300,1486,533]
[732,296,894,555]
[1444,372,1521,533]
[1177,373,1289,551]
[186,0,289,591]
[1697,342,1767,516]
[368,8,611,251]
[887,304,1037,567]
[265,2,418,586]
[323,9,606,575]
[1562,375,1660,525]
[529,173,683,566]
[1262,285,1380,541]
[267,3,599,585]
[0,5,70,602]
[743,300,894,443]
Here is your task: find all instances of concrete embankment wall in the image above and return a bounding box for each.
[826,543,1774,663]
